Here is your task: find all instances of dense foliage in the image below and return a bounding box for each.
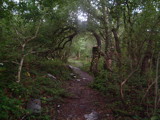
[0,0,160,119]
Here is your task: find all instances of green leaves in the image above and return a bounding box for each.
[8,82,31,97]
[0,89,25,119]
[151,115,160,120]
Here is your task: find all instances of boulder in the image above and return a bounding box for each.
[27,99,41,114]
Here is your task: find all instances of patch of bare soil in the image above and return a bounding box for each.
[56,66,115,120]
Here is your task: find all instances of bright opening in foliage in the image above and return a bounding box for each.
[77,10,88,22]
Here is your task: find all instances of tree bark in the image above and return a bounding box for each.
[154,52,160,114]
[92,31,101,48]
[140,39,153,75]
[90,46,100,75]
[112,28,121,67]
[90,31,101,75]
[17,55,25,83]
[15,21,42,83]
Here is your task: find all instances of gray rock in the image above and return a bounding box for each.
[77,79,81,82]
[106,114,110,117]
[57,105,61,108]
[27,99,41,113]
[70,73,77,78]
[68,65,73,69]
[57,110,60,113]
[70,73,75,76]
[47,73,56,80]
[84,111,99,120]
[0,63,4,66]
[73,75,77,78]
[82,78,87,80]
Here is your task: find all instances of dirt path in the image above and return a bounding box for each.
[57,66,114,120]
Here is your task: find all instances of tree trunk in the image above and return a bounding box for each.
[92,31,101,48]
[17,55,25,83]
[140,39,153,75]
[90,46,100,75]
[103,29,111,70]
[112,28,121,67]
[90,31,102,75]
[100,51,113,72]
[76,50,81,60]
[15,20,42,83]
[154,52,160,114]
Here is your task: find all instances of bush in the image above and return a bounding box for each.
[0,89,26,120]
[90,70,108,94]
[0,58,71,119]
[33,76,67,98]
[8,82,31,98]
[37,59,71,80]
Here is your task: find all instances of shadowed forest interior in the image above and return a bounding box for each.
[0,0,160,120]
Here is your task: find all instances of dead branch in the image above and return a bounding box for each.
[141,81,156,102]
[25,21,42,43]
[120,68,139,100]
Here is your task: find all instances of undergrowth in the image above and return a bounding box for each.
[89,62,160,120]
[0,56,71,119]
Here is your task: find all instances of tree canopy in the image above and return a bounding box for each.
[0,0,160,119]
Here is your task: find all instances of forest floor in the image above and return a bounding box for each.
[56,65,114,120]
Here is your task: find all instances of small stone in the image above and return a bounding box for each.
[0,63,4,66]
[27,99,41,114]
[77,79,81,82]
[84,111,99,120]
[68,65,73,69]
[68,114,73,118]
[70,73,74,76]
[70,73,77,78]
[106,114,110,117]
[47,73,56,80]
[73,75,77,78]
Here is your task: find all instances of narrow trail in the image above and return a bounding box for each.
[57,66,114,120]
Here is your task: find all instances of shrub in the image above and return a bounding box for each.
[0,89,26,120]
[8,82,31,98]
